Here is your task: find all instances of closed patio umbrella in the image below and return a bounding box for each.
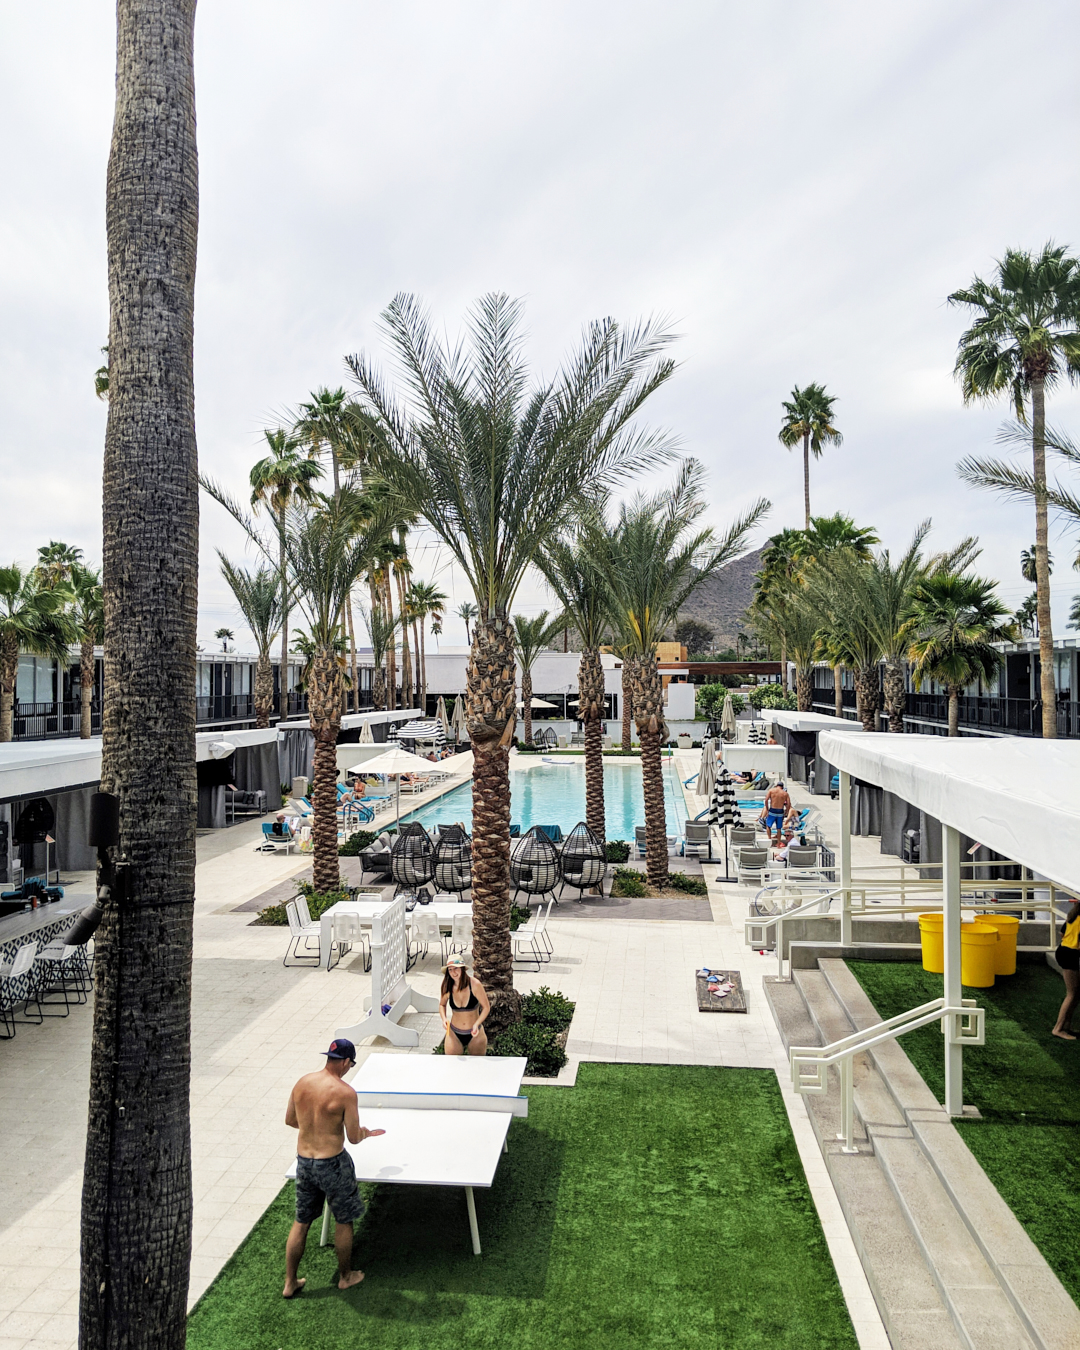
[436,695,450,738]
[358,719,374,744]
[697,736,717,799]
[721,692,737,741]
[348,744,436,828]
[708,762,743,881]
[450,695,466,742]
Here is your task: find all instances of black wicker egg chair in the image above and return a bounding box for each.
[434,824,472,898]
[559,820,607,901]
[510,824,561,908]
[390,822,436,889]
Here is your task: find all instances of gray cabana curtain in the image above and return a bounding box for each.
[231,742,281,808]
[47,787,98,872]
[880,791,921,858]
[277,729,314,784]
[851,779,883,835]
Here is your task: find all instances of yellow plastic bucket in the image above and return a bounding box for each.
[976,914,1019,976]
[960,922,997,988]
[918,913,944,974]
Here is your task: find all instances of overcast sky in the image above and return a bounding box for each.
[4,0,1080,652]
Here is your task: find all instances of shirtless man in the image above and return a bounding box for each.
[283,1039,386,1297]
[761,780,791,844]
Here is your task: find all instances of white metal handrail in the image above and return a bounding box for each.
[744,887,845,978]
[790,997,985,1151]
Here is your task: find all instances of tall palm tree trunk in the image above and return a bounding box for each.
[803,429,811,531]
[80,634,96,738]
[345,595,359,713]
[633,652,668,887]
[854,665,878,732]
[833,664,843,720]
[0,636,17,742]
[419,621,428,711]
[308,644,342,891]
[466,615,519,1034]
[81,5,198,1347]
[883,657,906,733]
[1032,379,1056,738]
[947,684,960,737]
[579,646,606,841]
[780,638,788,692]
[411,619,422,710]
[795,665,812,712]
[394,565,412,708]
[384,576,397,710]
[621,658,634,751]
[521,668,534,747]
[254,651,273,729]
[277,515,289,720]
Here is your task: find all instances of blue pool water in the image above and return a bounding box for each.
[400,758,687,840]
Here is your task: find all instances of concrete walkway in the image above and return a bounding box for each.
[0,756,888,1349]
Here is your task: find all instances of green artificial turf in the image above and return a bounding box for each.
[186,1063,857,1350]
[848,960,1080,1307]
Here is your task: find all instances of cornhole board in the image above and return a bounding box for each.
[695,968,747,1013]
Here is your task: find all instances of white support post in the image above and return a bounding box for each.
[839,770,852,946]
[943,824,963,1116]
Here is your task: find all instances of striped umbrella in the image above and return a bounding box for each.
[748,721,767,745]
[436,695,451,739]
[709,761,743,881]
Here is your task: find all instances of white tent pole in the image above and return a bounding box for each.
[943,823,963,1116]
[839,770,852,945]
[395,776,400,830]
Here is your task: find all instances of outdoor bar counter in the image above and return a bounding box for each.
[0,898,89,1004]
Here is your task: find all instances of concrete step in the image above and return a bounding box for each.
[819,959,1080,1350]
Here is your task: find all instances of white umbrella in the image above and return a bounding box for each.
[358,719,374,744]
[516,696,556,709]
[450,695,466,741]
[697,736,717,799]
[348,744,436,827]
[720,693,737,741]
[436,695,450,738]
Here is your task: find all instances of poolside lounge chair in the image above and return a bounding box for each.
[729,826,757,850]
[634,826,647,859]
[534,824,562,844]
[736,847,769,887]
[359,832,394,883]
[683,821,713,860]
[257,821,295,855]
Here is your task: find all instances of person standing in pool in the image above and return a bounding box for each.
[440,955,491,1056]
[1052,898,1080,1040]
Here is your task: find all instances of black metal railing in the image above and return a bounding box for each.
[904,692,1080,738]
[12,701,102,740]
[195,694,256,724]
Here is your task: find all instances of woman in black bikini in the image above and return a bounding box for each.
[440,954,490,1056]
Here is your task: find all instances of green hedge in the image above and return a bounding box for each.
[610,866,709,898]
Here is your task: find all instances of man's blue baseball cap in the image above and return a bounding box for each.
[325,1038,356,1061]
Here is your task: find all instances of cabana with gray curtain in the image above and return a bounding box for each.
[769,711,863,796]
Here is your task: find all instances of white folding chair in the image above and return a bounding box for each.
[283,900,321,967]
[447,912,473,955]
[34,940,90,1015]
[408,909,443,965]
[0,941,41,1035]
[514,899,554,962]
[511,925,543,972]
[331,912,368,971]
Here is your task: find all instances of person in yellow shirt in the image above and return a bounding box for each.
[1052,899,1080,1040]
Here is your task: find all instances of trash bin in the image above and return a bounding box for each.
[960,922,997,987]
[918,913,944,973]
[976,913,1019,976]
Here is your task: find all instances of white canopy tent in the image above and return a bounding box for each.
[349,744,438,827]
[771,711,863,734]
[818,732,1080,1115]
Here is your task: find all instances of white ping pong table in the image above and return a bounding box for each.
[285,1053,528,1255]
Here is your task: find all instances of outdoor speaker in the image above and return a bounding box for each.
[88,792,120,849]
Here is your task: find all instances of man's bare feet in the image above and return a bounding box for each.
[337,1269,365,1290]
[1052,1028,1077,1040]
[283,1277,306,1299]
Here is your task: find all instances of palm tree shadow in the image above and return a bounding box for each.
[350,1122,564,1299]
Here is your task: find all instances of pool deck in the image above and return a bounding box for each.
[0,750,889,1350]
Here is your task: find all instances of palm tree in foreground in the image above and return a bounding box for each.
[69,563,104,739]
[0,565,77,742]
[906,573,1016,735]
[218,558,281,728]
[778,383,842,530]
[511,610,566,751]
[951,243,1080,738]
[349,292,678,1029]
[601,461,768,887]
[249,429,324,719]
[80,3,200,1345]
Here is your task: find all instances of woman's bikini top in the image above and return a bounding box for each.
[450,982,480,1013]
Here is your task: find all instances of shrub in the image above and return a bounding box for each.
[509,904,531,931]
[611,867,649,897]
[605,840,631,863]
[520,986,575,1032]
[339,829,378,855]
[667,871,709,895]
[489,1022,567,1077]
[748,683,797,711]
[257,882,351,926]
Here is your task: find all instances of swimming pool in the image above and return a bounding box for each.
[399,757,687,840]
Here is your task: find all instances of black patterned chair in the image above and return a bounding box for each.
[390,823,436,889]
[510,825,561,908]
[559,821,607,901]
[434,825,472,898]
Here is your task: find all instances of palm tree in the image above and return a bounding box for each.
[511,610,567,750]
[349,292,678,1028]
[80,4,200,1345]
[600,462,767,887]
[69,563,104,739]
[778,384,843,530]
[906,573,1017,735]
[951,243,1080,738]
[1020,543,1052,584]
[457,600,477,645]
[279,490,384,889]
[249,429,323,718]
[1015,592,1039,637]
[217,558,281,728]
[748,585,820,712]
[756,527,807,690]
[0,565,77,742]
[214,627,234,651]
[407,579,447,710]
[94,344,110,401]
[359,604,400,711]
[1068,595,1080,631]
[36,540,84,589]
